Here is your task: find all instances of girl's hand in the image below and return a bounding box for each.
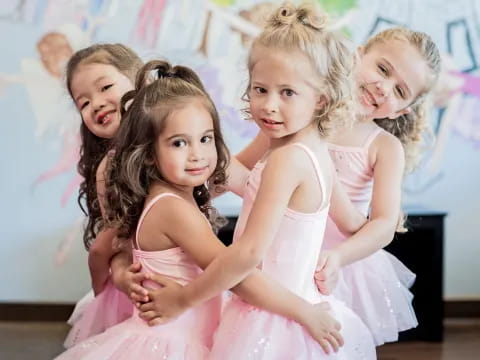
[137,274,188,326]
[301,302,344,354]
[314,250,341,295]
[113,262,150,303]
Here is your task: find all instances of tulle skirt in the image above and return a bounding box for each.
[63,278,133,348]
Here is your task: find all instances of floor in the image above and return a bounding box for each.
[0,318,478,359]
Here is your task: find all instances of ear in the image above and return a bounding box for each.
[389,106,411,119]
[315,95,328,111]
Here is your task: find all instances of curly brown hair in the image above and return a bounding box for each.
[365,28,441,172]
[65,44,143,250]
[243,2,355,136]
[104,60,230,241]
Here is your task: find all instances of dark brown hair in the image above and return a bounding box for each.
[104,60,229,240]
[66,44,143,249]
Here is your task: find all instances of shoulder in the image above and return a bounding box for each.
[146,195,210,234]
[371,130,405,166]
[266,143,311,172]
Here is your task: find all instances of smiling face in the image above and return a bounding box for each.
[248,47,322,142]
[70,63,134,139]
[355,39,429,119]
[155,98,218,189]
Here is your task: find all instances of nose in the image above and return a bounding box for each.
[92,95,106,114]
[262,94,278,114]
[189,143,204,162]
[374,81,392,99]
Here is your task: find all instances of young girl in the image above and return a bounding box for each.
[313,27,441,346]
[56,59,357,359]
[136,4,377,359]
[63,43,145,347]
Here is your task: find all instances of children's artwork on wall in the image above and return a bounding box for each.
[1,0,479,302]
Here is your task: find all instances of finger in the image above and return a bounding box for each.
[130,283,148,296]
[317,339,330,355]
[128,262,142,272]
[334,319,341,331]
[149,317,166,327]
[145,273,176,287]
[331,330,344,347]
[130,292,149,303]
[139,310,157,321]
[325,334,340,353]
[316,255,328,271]
[139,302,155,312]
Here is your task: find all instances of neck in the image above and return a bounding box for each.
[149,181,196,203]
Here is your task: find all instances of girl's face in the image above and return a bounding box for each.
[248,47,322,141]
[355,39,429,119]
[155,99,218,189]
[70,63,134,139]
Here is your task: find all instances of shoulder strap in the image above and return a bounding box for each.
[134,193,183,249]
[290,143,329,211]
[363,127,383,150]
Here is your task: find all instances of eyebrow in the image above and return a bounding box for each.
[74,76,109,102]
[165,129,214,141]
[382,58,412,97]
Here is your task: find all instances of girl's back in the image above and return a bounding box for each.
[57,193,222,360]
[210,143,376,359]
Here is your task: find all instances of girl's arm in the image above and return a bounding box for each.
[138,190,342,353]
[329,173,367,235]
[331,133,405,266]
[211,132,270,199]
[89,155,118,295]
[235,131,270,170]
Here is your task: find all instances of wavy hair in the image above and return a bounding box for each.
[104,60,229,240]
[66,43,143,249]
[365,28,441,172]
[243,2,355,136]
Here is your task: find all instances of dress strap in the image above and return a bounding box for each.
[363,127,383,150]
[290,143,329,211]
[134,193,183,249]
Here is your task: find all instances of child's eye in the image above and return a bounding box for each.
[378,64,388,75]
[201,135,213,144]
[80,101,89,110]
[282,89,296,97]
[253,86,266,94]
[102,84,113,92]
[173,139,187,147]
[395,85,405,99]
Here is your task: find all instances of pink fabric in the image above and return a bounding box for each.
[323,127,418,345]
[57,194,222,359]
[210,143,376,360]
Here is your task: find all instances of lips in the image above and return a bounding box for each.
[96,110,116,125]
[185,166,208,175]
[261,118,283,128]
[360,86,378,108]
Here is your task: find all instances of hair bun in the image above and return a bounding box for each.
[270,3,327,31]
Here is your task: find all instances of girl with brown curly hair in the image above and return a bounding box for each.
[57,58,367,359]
[133,3,377,358]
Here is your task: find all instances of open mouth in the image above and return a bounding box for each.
[360,86,378,108]
[96,110,116,126]
[262,118,283,127]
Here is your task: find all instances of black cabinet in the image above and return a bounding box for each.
[385,211,446,342]
[218,211,446,342]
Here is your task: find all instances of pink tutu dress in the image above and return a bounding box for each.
[210,143,376,360]
[56,193,222,360]
[323,127,418,345]
[64,278,133,348]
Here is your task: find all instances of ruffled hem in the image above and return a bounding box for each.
[64,278,133,348]
[209,298,376,360]
[333,250,418,345]
[57,326,209,360]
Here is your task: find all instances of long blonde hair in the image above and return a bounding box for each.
[365,28,441,172]
[245,2,354,136]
